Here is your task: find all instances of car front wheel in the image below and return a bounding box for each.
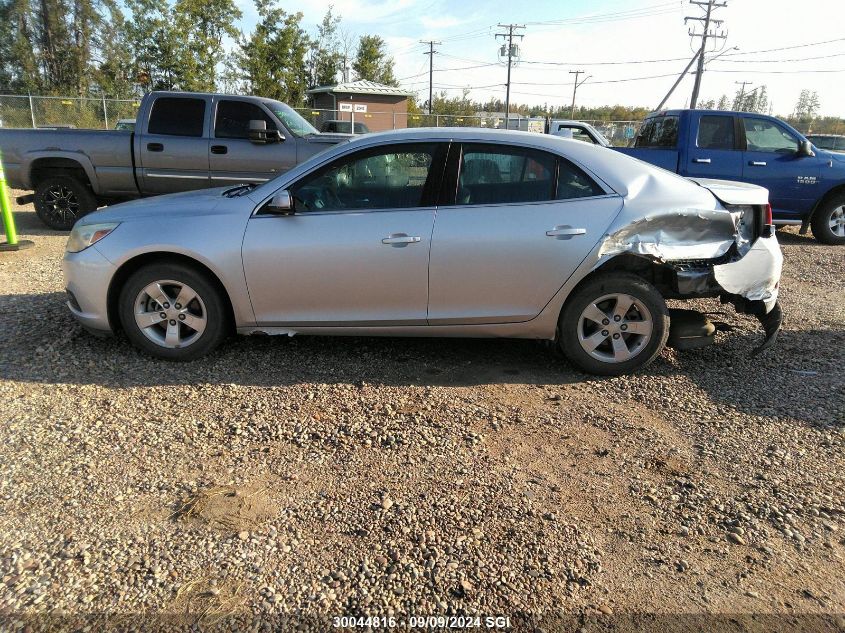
[558,273,669,376]
[118,263,229,361]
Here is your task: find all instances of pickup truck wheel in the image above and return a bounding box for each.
[118,263,228,361]
[811,195,845,245]
[33,175,97,230]
[558,273,669,376]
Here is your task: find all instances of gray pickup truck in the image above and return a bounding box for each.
[0,91,348,229]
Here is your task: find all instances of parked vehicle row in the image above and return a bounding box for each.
[63,128,781,375]
[0,92,349,229]
[615,109,845,245]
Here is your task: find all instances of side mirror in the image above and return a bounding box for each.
[264,190,293,215]
[249,120,285,144]
[797,139,815,157]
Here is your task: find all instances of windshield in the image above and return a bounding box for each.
[264,100,318,137]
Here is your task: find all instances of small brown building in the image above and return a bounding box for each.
[307,80,413,132]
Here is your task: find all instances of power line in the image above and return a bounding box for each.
[495,24,524,122]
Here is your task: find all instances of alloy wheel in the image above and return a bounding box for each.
[829,205,845,238]
[577,293,653,364]
[133,280,207,349]
[43,185,81,227]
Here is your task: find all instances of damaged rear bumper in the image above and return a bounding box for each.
[673,234,783,354]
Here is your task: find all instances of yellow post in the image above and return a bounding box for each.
[0,150,34,252]
[0,151,18,246]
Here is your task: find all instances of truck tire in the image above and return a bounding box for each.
[811,194,845,245]
[558,273,670,376]
[33,175,97,231]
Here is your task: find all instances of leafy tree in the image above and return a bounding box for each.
[174,0,241,91]
[716,94,730,110]
[125,0,194,91]
[794,89,820,119]
[352,35,396,86]
[237,0,310,104]
[308,7,342,87]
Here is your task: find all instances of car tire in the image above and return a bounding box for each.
[558,273,670,376]
[811,194,845,245]
[118,263,229,361]
[33,175,98,230]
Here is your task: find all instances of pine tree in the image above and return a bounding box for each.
[352,35,396,86]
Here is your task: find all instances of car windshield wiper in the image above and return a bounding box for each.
[223,184,258,198]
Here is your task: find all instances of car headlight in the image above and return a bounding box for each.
[66,222,120,253]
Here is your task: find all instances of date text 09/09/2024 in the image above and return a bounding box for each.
[333,615,513,629]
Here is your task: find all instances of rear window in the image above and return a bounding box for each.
[457,145,555,205]
[634,115,679,148]
[148,98,206,137]
[697,115,735,150]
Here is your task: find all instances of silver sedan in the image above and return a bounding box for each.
[63,128,782,375]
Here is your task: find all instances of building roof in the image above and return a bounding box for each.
[307,80,413,97]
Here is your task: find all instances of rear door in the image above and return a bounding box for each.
[137,96,210,194]
[682,113,743,180]
[740,115,821,219]
[622,115,681,171]
[427,143,623,324]
[209,98,298,186]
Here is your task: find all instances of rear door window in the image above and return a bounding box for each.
[215,100,276,139]
[457,144,555,205]
[557,159,605,199]
[148,97,206,137]
[634,115,679,148]
[697,115,736,150]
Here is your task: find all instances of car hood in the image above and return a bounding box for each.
[78,187,230,225]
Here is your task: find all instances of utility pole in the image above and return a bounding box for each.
[655,50,701,111]
[495,24,524,127]
[569,70,589,119]
[420,40,440,116]
[686,0,727,109]
[734,80,752,109]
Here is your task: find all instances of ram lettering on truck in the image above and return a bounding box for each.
[615,109,845,245]
[0,92,348,230]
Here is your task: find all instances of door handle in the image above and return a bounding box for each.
[211,145,228,155]
[382,234,421,246]
[748,160,767,166]
[693,158,711,164]
[147,142,164,152]
[546,226,586,239]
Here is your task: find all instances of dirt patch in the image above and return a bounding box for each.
[173,482,277,533]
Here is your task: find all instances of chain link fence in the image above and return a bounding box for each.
[0,96,641,146]
[0,95,140,129]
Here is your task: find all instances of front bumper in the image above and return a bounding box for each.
[62,245,116,333]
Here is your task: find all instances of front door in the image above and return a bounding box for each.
[209,98,298,187]
[428,143,623,324]
[741,115,821,220]
[242,142,446,325]
[138,96,210,194]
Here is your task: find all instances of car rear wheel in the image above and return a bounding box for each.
[34,175,97,230]
[811,195,845,245]
[558,273,669,376]
[118,263,228,361]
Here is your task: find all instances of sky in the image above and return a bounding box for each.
[235,0,845,117]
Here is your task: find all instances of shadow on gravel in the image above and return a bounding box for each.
[12,209,70,237]
[1,290,842,426]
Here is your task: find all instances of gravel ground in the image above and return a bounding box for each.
[0,196,843,630]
